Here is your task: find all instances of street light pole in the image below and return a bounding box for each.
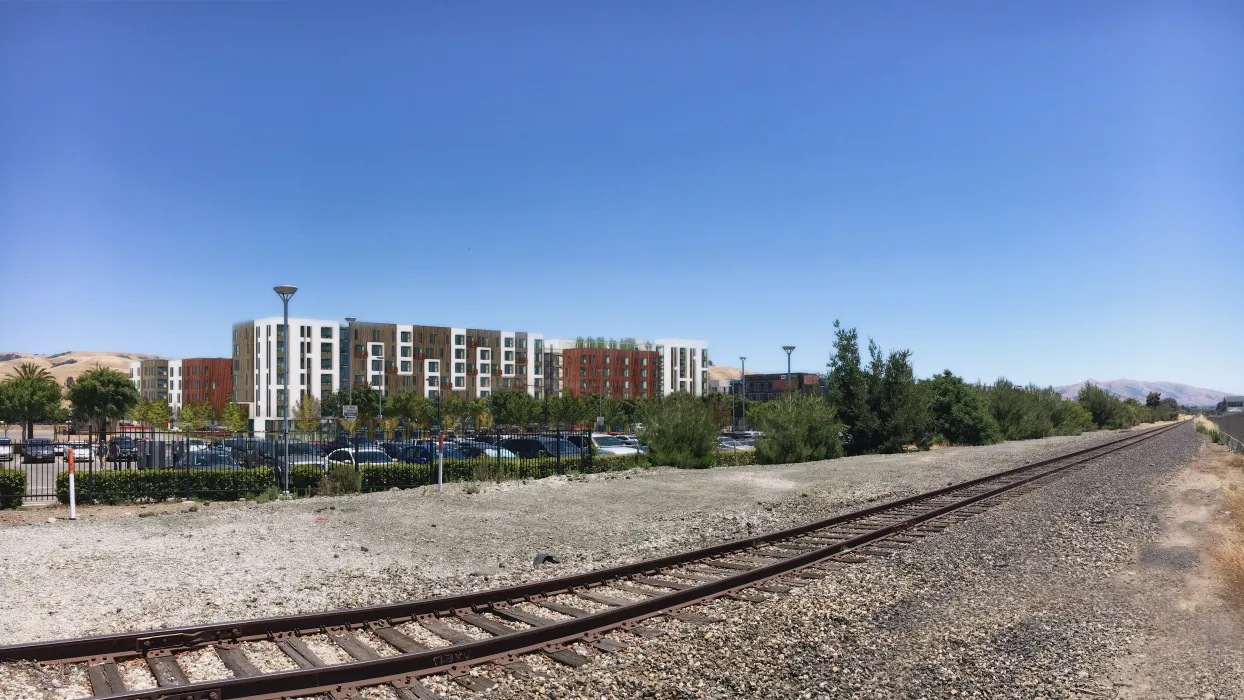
[345,317,355,409]
[782,346,796,394]
[274,285,298,494]
[739,356,746,430]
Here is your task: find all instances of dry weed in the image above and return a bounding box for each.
[1217,489,1244,609]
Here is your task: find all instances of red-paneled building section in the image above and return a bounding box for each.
[565,348,660,399]
[181,358,234,412]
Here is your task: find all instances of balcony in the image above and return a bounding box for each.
[385,365,397,374]
[353,350,367,359]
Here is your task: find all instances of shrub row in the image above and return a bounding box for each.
[0,469,24,509]
[56,468,276,505]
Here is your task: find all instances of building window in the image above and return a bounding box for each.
[455,362,465,373]
[480,363,489,373]
[455,334,465,345]
[580,380,588,389]
[480,377,490,387]
[321,359,332,370]
[481,390,489,397]
[401,331,411,342]
[320,327,332,338]
[371,359,381,371]
[454,376,464,387]
[401,346,411,357]
[371,376,381,386]
[371,344,382,356]
[427,376,437,387]
[428,361,438,373]
[401,361,411,372]
[455,349,465,360]
[505,351,514,362]
[504,337,513,348]
[622,368,629,377]
[641,358,648,366]
[580,367,587,377]
[604,368,611,377]
[641,381,648,389]
[518,339,526,349]
[604,380,611,389]
[604,356,611,364]
[623,380,630,389]
[504,364,514,374]
[480,349,490,360]
[640,369,648,378]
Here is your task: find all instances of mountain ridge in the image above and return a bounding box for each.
[1052,379,1233,407]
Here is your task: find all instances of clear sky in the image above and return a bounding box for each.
[1,1,1240,391]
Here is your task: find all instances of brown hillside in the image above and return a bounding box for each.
[0,351,163,387]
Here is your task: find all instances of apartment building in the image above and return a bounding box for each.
[742,372,824,402]
[544,338,710,398]
[341,322,546,401]
[129,358,170,403]
[231,317,343,435]
[233,317,548,434]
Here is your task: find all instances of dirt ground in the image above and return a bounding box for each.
[1108,441,1244,696]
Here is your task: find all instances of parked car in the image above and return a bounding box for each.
[498,436,583,459]
[274,441,329,472]
[590,433,639,455]
[65,441,94,464]
[455,438,517,459]
[717,436,755,452]
[397,443,473,463]
[379,440,422,458]
[172,439,208,464]
[320,436,381,455]
[0,438,13,463]
[217,437,272,468]
[324,448,394,467]
[106,437,139,463]
[23,438,56,463]
[186,448,241,469]
[54,442,66,457]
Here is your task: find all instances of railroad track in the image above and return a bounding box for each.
[1,421,1185,700]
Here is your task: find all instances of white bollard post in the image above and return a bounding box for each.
[68,450,78,521]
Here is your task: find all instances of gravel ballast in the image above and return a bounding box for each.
[0,428,1151,646]
[465,422,1244,699]
[4,423,1236,700]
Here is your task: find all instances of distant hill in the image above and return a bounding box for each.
[1053,379,1234,407]
[0,351,163,387]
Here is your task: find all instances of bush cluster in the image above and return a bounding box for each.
[56,468,276,505]
[0,469,24,509]
[636,393,719,468]
[749,393,844,464]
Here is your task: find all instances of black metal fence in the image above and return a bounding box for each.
[0,426,596,505]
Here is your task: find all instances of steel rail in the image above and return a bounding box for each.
[0,421,1185,700]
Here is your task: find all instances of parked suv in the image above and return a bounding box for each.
[106,437,139,463]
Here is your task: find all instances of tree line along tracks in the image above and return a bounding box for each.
[0,421,1186,700]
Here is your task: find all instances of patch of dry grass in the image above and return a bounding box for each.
[1216,489,1244,609]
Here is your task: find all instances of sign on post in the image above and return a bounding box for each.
[342,405,358,419]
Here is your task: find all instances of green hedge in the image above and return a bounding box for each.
[0,469,24,509]
[57,468,277,505]
[712,451,756,468]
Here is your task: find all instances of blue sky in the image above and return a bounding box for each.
[1,1,1240,391]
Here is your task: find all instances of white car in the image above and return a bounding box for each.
[325,448,394,467]
[0,438,13,463]
[591,433,639,456]
[718,436,755,452]
[66,441,95,463]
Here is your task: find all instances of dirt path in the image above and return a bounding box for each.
[1109,442,1244,697]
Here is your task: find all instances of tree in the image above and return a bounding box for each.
[220,401,249,433]
[0,363,64,440]
[378,416,401,437]
[637,393,718,468]
[750,393,845,464]
[702,393,733,431]
[67,366,139,434]
[491,389,540,429]
[133,398,170,428]
[869,345,932,452]
[1077,383,1129,429]
[826,321,878,455]
[465,398,490,430]
[1146,391,1162,408]
[294,394,322,432]
[179,401,215,432]
[922,371,1001,446]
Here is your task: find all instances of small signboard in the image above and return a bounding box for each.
[342,405,358,419]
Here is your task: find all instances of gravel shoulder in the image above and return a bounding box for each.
[0,427,1159,647]
[471,421,1244,699]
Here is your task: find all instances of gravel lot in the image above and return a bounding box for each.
[466,422,1244,699]
[4,422,1233,700]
